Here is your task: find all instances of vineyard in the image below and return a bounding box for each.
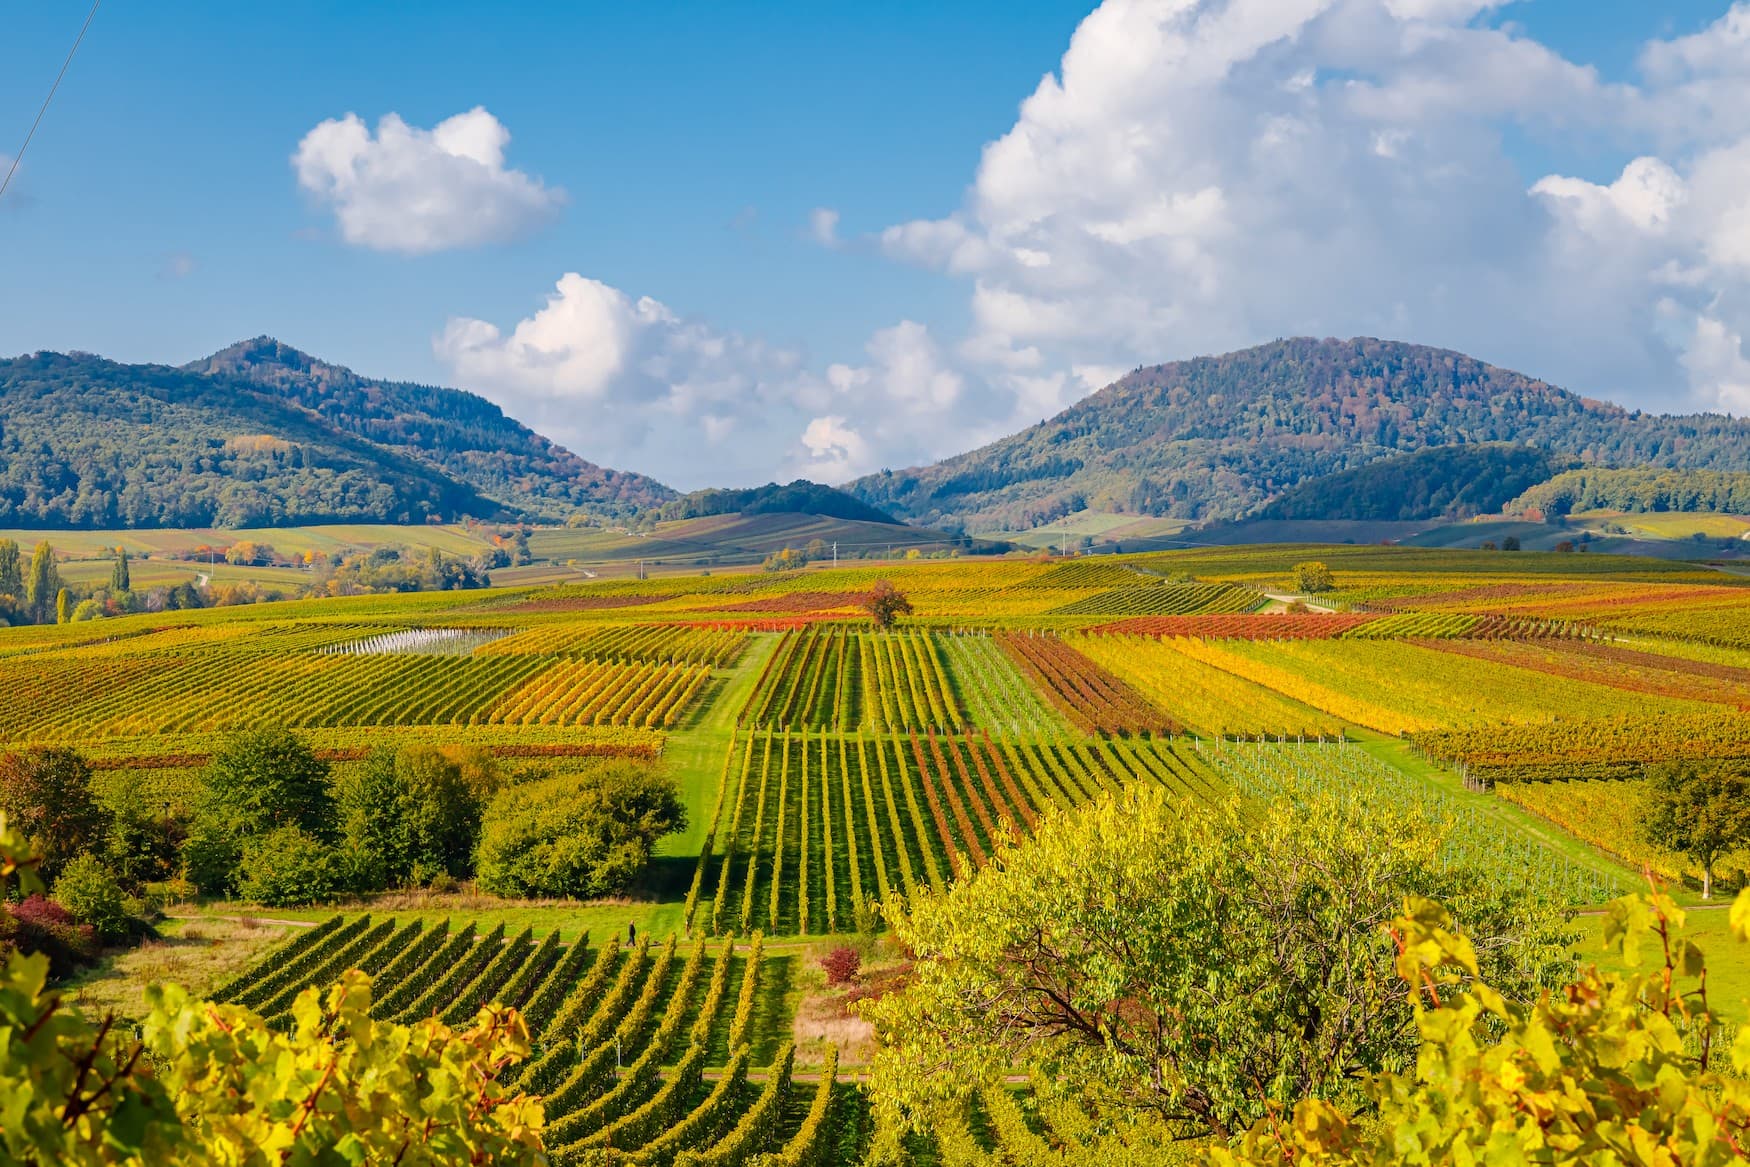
[211,922,847,1166]
[10,542,1750,1163]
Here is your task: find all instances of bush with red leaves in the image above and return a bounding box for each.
[819,946,861,987]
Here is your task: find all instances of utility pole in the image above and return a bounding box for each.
[832,541,838,569]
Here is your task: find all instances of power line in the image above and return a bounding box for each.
[0,0,101,205]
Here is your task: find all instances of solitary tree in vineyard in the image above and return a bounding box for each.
[110,549,130,592]
[1292,561,1334,594]
[1641,759,1750,899]
[863,579,914,630]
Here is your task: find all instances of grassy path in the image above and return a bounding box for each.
[657,634,780,862]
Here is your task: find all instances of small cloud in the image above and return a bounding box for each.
[292,107,564,255]
[806,207,841,248]
[158,251,197,280]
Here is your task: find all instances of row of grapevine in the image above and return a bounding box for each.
[1046,581,1266,617]
[688,729,1226,934]
[994,632,1174,737]
[739,628,964,734]
[1409,710,1750,783]
[218,923,841,1164]
[488,659,713,728]
[1085,613,1377,640]
[480,624,749,666]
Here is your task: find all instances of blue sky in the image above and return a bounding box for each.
[3,1,1749,488]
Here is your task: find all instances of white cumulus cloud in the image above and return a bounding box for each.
[294,107,564,254]
[877,0,1750,416]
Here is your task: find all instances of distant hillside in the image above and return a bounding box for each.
[0,351,496,528]
[187,338,674,520]
[0,340,673,529]
[1504,468,1750,518]
[658,479,898,524]
[1257,445,1570,522]
[848,337,1750,530]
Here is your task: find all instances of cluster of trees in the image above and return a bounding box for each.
[177,729,684,907]
[1508,466,1750,519]
[1,728,687,958]
[307,546,491,595]
[0,538,67,625]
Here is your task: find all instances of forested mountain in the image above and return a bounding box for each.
[185,338,674,520]
[848,338,1750,530]
[1257,445,1571,522]
[1504,468,1750,518]
[0,341,673,528]
[657,479,899,524]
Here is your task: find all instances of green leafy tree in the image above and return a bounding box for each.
[25,540,61,624]
[185,727,335,896]
[862,785,1572,1148]
[1212,890,1750,1166]
[862,579,914,630]
[762,546,807,572]
[0,747,108,883]
[475,763,685,899]
[1641,759,1750,899]
[202,725,336,840]
[110,548,130,592]
[51,853,130,940]
[341,746,492,888]
[1292,560,1334,593]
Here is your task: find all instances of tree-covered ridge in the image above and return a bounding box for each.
[186,337,676,520]
[1255,444,1572,522]
[657,478,899,524]
[0,351,496,528]
[849,337,1750,531]
[1505,467,1750,518]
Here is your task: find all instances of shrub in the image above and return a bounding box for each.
[820,946,861,987]
[52,852,131,940]
[235,826,344,907]
[474,762,685,900]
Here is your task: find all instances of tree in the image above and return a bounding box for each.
[55,587,71,624]
[475,763,685,899]
[862,785,1571,1147]
[1501,535,1522,551]
[0,538,22,602]
[201,726,336,840]
[1213,891,1750,1166]
[1641,759,1750,898]
[110,549,130,592]
[862,579,914,630]
[0,748,108,882]
[341,746,492,889]
[1291,561,1334,594]
[25,540,61,624]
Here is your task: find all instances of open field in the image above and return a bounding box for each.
[11,542,1748,1162]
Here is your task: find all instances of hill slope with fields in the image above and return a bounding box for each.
[848,337,1750,531]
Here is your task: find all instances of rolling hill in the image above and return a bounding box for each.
[184,337,674,520]
[0,340,674,529]
[848,337,1750,531]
